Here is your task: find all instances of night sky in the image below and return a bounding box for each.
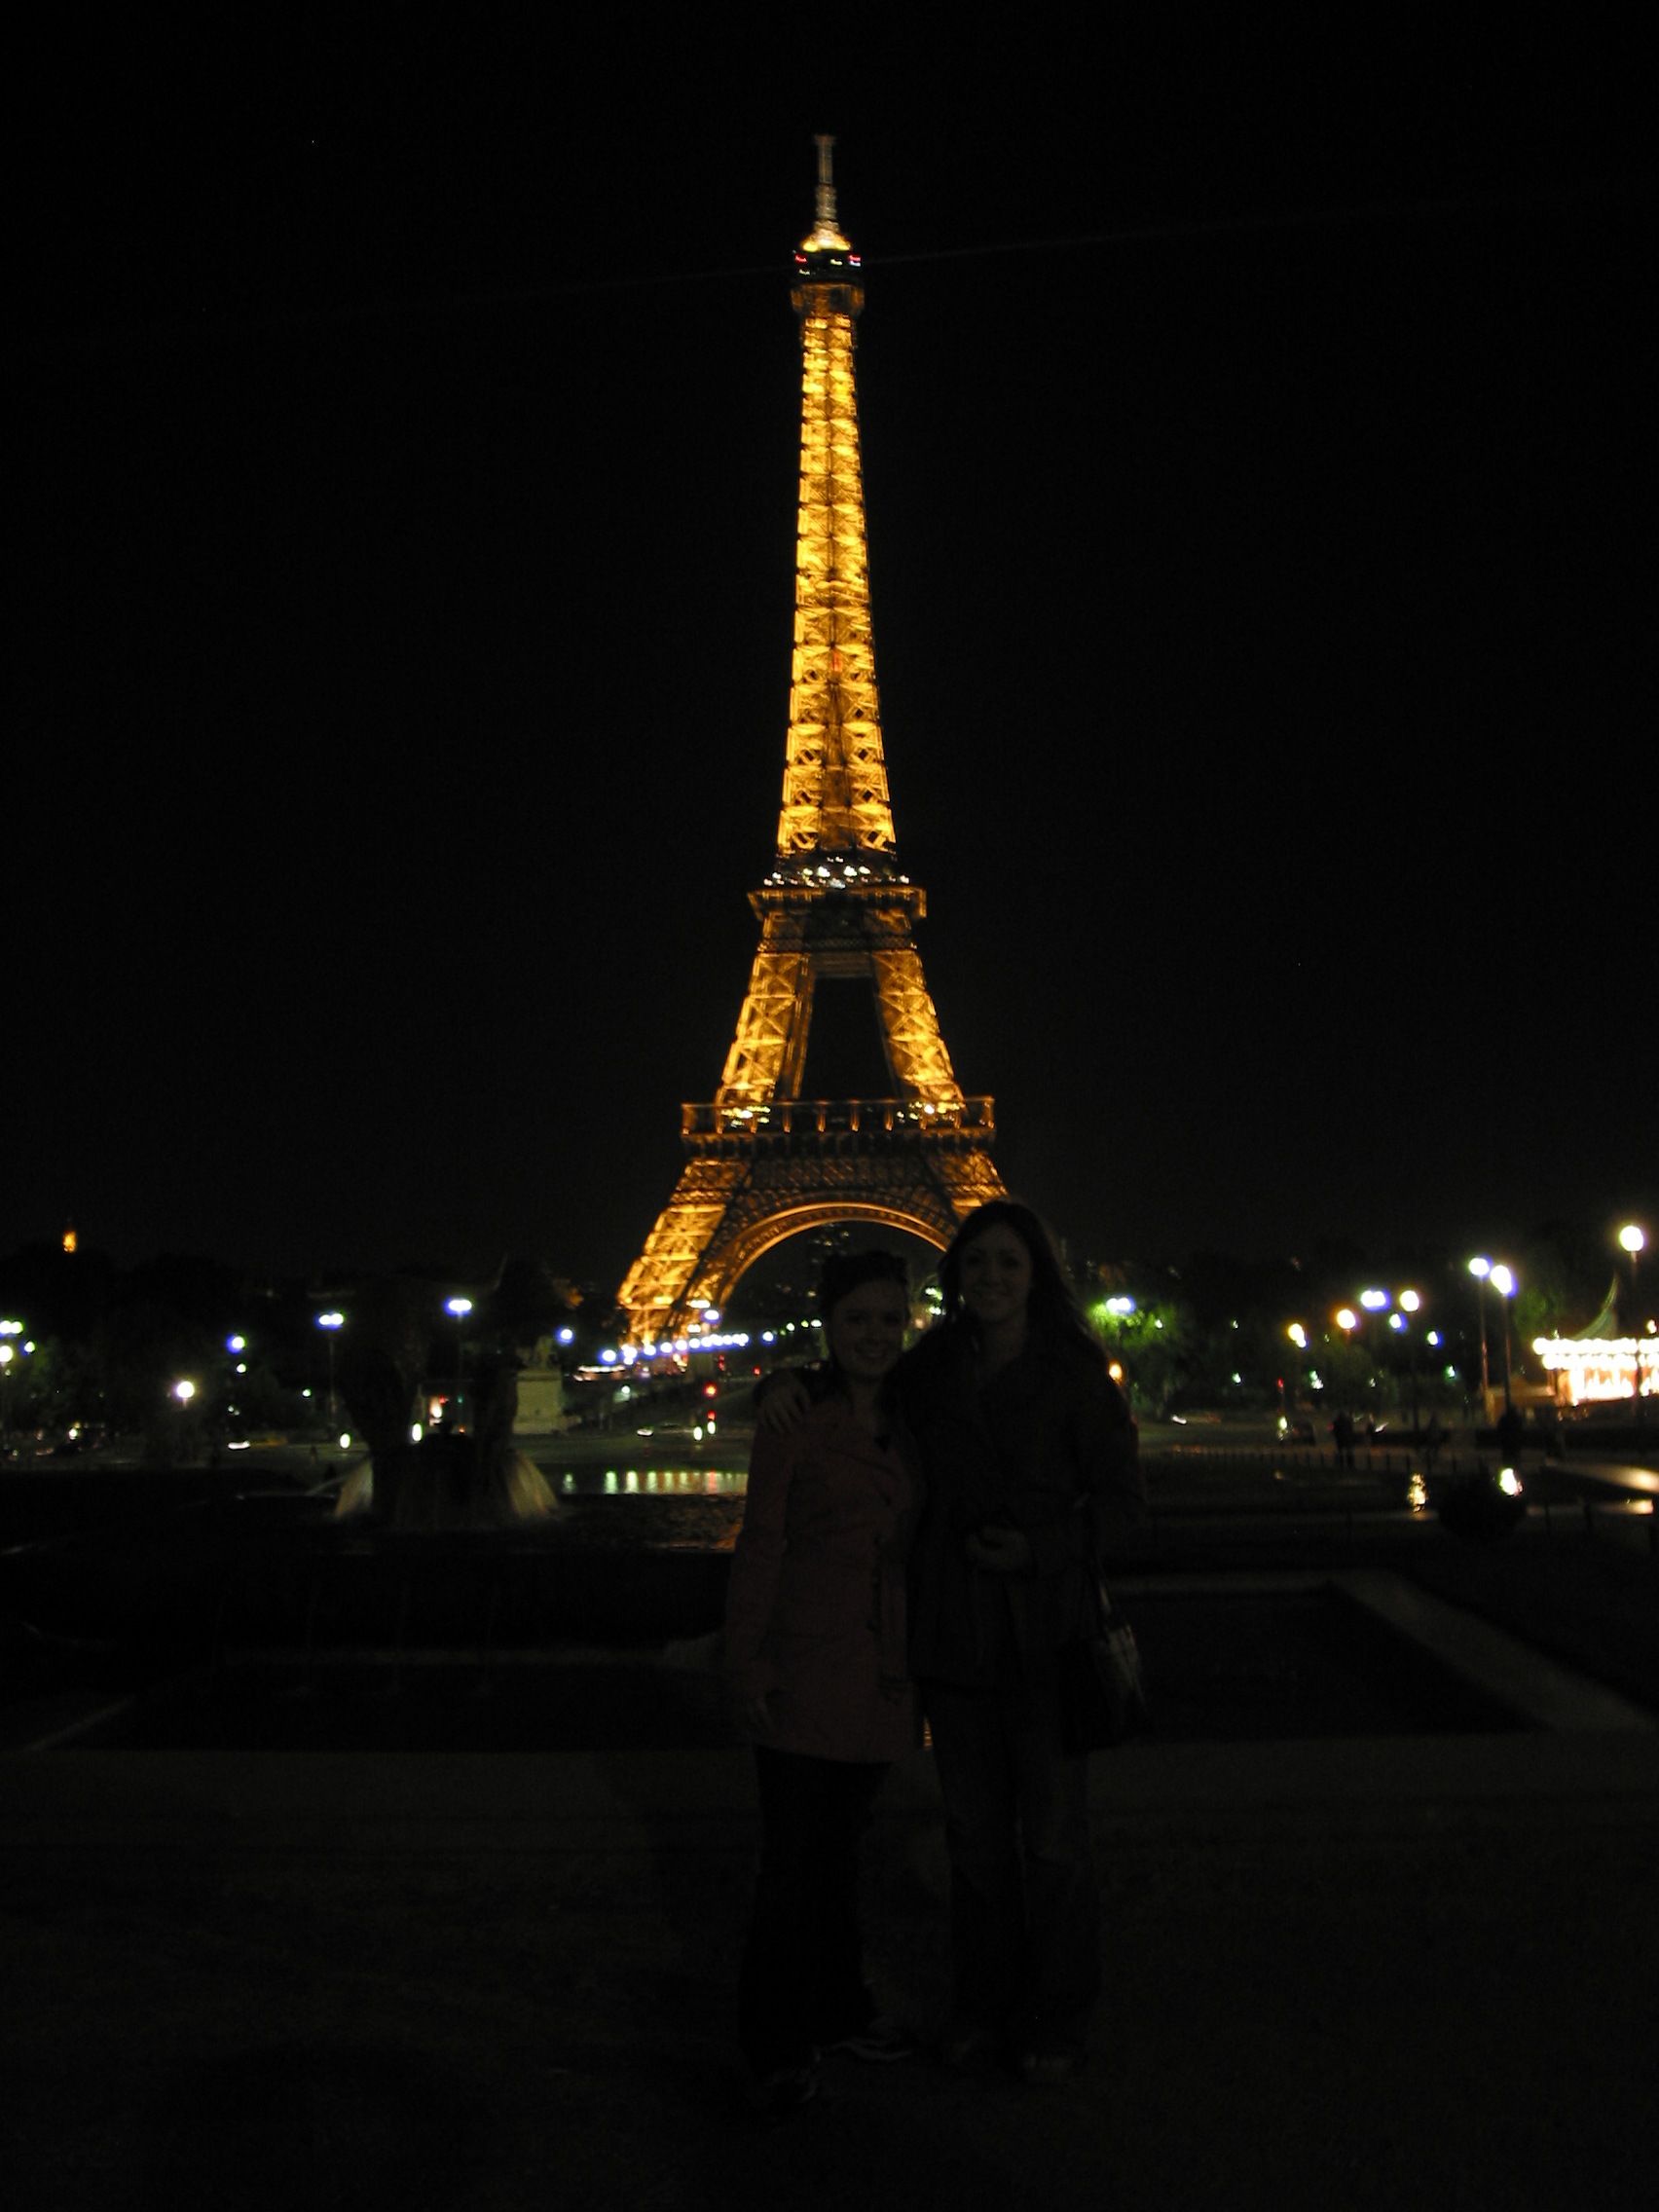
[9,18,1648,1299]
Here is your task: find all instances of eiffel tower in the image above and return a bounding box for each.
[617,139,1005,1346]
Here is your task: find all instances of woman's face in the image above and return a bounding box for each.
[825,1278,909,1385]
[957,1222,1034,1331]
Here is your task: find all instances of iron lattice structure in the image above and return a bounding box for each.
[617,142,1004,1344]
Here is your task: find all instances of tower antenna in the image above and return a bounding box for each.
[814,133,838,237]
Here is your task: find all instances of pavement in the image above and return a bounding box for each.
[5,1685,1659,2209]
[4,1456,1658,2210]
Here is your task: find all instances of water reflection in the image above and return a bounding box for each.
[554,1465,748,1499]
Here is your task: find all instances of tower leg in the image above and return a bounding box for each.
[616,1161,746,1346]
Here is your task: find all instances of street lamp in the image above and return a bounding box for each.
[317,1311,344,1431]
[1284,1323,1308,1421]
[1468,1258,1493,1422]
[1397,1290,1422,1428]
[1489,1265,1517,1415]
[1619,1226,1646,1416]
[445,1297,473,1428]
[1620,1224,1645,1323]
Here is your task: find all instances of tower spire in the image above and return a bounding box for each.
[780,138,891,869]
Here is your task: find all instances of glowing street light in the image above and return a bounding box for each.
[173,1380,196,1404]
[1488,1266,1517,1413]
[1360,1289,1389,1311]
[317,1310,344,1430]
[1287,1323,1308,1350]
[1336,1309,1357,1336]
[1391,1290,1423,1427]
[445,1297,473,1428]
[1468,1258,1493,1421]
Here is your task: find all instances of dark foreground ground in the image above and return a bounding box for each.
[4,1736,1658,2212]
[3,1450,1657,2210]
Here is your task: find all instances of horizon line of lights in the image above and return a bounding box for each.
[597,1332,755,1366]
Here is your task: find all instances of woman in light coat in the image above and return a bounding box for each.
[725,1247,922,2110]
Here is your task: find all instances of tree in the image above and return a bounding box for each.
[1088,1290,1196,1417]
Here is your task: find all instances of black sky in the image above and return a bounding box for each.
[7,16,1650,1295]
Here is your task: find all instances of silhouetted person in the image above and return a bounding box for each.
[1495,1403,1527,1465]
[1332,1410,1356,1469]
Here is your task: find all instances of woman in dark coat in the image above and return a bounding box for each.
[906,1200,1143,2079]
[725,1248,923,2110]
[759,1199,1144,2081]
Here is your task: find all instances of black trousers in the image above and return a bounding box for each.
[923,1677,1101,2037]
[738,1746,887,2074]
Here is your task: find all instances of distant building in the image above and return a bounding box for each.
[1532,1279,1659,1406]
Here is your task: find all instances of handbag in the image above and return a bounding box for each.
[1056,1570,1147,1752]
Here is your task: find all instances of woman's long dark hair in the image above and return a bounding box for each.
[939,1199,1104,1364]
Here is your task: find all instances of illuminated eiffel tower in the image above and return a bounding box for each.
[617,139,1005,1346]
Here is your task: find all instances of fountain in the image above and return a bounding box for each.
[330,1276,556,1530]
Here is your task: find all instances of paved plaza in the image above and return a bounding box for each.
[4,1724,1658,2211]
[4,1443,1657,2209]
